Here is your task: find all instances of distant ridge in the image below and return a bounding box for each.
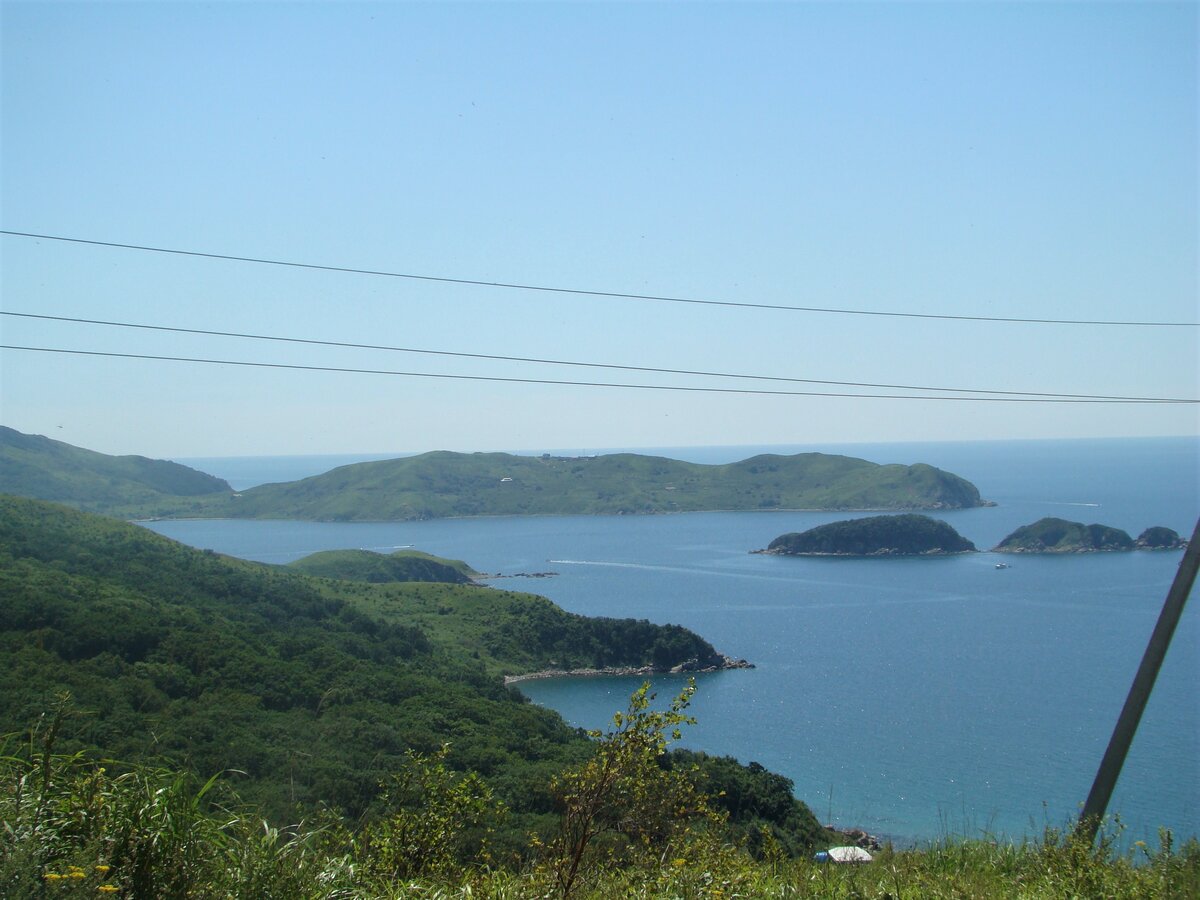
[0,426,230,517]
[214,450,987,521]
[0,428,987,521]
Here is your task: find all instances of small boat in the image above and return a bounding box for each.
[995,562,1010,569]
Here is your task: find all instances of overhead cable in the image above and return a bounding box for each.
[3,310,1191,403]
[1,345,1192,403]
[2,230,1195,327]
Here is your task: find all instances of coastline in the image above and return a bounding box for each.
[503,653,754,686]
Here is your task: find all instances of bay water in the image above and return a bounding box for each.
[157,437,1198,847]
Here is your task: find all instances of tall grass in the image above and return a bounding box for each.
[2,710,1196,898]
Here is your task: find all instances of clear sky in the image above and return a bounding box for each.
[2,1,1196,458]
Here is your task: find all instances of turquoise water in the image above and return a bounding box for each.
[150,437,1198,846]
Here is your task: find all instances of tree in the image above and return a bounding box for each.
[541,679,719,898]
[362,745,503,882]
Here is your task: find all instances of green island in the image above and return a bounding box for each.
[762,514,977,557]
[995,518,1188,553]
[1,427,988,521]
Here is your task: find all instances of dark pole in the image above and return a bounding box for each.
[1076,517,1200,844]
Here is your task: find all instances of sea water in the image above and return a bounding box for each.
[154,437,1198,846]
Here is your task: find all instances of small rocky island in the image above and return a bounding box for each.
[760,514,976,557]
[994,518,1187,553]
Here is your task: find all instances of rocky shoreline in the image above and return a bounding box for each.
[476,571,560,580]
[826,826,883,852]
[503,653,754,685]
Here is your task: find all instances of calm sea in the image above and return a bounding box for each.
[158,437,1198,847]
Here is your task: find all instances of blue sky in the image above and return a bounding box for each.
[2,1,1196,458]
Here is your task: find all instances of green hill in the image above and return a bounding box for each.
[287,547,482,584]
[0,496,766,832]
[994,518,1136,553]
[206,450,986,521]
[0,494,578,824]
[0,426,231,517]
[765,514,977,556]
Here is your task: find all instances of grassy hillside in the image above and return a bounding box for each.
[204,450,986,521]
[766,514,977,556]
[0,426,231,517]
[287,547,482,584]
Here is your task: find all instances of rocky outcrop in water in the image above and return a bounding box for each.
[996,518,1188,553]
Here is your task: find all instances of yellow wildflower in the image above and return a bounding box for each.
[95,865,111,874]
[98,886,119,894]
[44,873,64,882]
[71,871,87,879]
[672,857,687,867]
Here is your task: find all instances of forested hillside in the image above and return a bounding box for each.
[0,494,822,868]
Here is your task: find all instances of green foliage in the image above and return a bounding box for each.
[288,548,481,584]
[0,708,358,898]
[768,513,977,556]
[995,517,1137,553]
[541,680,722,898]
[4,696,1198,899]
[664,751,832,857]
[362,745,503,882]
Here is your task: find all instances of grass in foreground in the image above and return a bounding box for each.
[4,696,1196,899]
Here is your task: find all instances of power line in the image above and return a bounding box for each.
[3,230,1195,328]
[6,311,1189,402]
[1,345,1192,403]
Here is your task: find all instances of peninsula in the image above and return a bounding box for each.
[761,514,977,557]
[287,548,482,584]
